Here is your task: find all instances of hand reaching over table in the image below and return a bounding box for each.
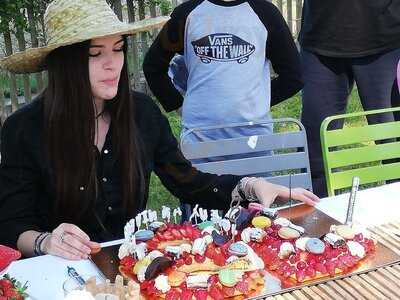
[42,223,100,260]
[234,177,320,208]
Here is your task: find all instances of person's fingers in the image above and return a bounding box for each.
[301,189,320,202]
[43,234,83,260]
[86,241,101,250]
[61,223,90,241]
[56,223,100,251]
[292,190,317,206]
[52,243,83,260]
[62,233,91,257]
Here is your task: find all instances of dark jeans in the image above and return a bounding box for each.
[301,48,400,197]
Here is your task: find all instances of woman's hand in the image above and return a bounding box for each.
[42,223,100,260]
[250,178,320,208]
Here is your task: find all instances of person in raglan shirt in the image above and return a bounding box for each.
[299,0,400,197]
[144,0,302,219]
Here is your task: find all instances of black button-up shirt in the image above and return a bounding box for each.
[0,91,239,247]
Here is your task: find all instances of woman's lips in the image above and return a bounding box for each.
[102,78,118,86]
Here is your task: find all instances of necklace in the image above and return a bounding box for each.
[95,110,104,119]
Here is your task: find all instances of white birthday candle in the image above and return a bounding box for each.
[175,207,182,224]
[199,208,208,222]
[231,223,237,241]
[142,210,149,229]
[135,213,142,230]
[162,206,171,223]
[219,218,231,235]
[210,210,221,223]
[189,204,200,224]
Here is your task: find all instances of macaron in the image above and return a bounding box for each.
[278,227,301,240]
[134,229,155,242]
[228,242,248,257]
[305,238,326,254]
[251,216,272,229]
[333,225,355,240]
[168,270,186,287]
[149,221,166,232]
[197,220,214,230]
[218,269,243,287]
[133,256,151,275]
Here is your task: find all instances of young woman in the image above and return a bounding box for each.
[0,0,318,261]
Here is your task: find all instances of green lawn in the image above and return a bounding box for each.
[147,89,365,211]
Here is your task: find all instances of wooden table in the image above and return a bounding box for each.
[263,262,400,300]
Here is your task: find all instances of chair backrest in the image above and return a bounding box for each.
[180,118,313,191]
[320,107,400,196]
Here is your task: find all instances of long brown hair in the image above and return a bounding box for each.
[43,37,143,224]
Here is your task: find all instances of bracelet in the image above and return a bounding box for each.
[34,232,50,256]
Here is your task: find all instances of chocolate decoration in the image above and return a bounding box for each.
[144,256,173,280]
[236,209,256,231]
[211,231,230,246]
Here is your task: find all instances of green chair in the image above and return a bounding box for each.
[320,107,400,196]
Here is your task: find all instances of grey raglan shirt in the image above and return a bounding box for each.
[144,0,302,139]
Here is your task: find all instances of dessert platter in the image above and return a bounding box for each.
[99,203,385,300]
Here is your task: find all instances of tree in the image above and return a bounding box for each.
[26,2,44,92]
[0,0,21,111]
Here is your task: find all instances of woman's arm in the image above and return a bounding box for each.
[0,114,42,250]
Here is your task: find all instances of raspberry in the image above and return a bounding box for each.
[209,285,224,300]
[194,254,206,263]
[305,266,316,278]
[296,261,307,270]
[184,256,193,265]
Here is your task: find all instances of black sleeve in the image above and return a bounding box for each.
[249,0,303,106]
[147,99,240,210]
[143,1,203,112]
[0,115,41,248]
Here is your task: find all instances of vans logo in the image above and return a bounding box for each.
[191,33,255,64]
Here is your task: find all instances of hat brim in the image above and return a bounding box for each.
[0,16,169,74]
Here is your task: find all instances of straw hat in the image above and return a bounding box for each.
[0,0,169,74]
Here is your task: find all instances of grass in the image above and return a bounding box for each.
[147,89,365,211]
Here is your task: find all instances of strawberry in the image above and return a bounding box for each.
[2,288,18,298]
[0,246,21,272]
[119,256,135,268]
[1,274,27,300]
[171,229,182,240]
[180,289,193,300]
[163,232,175,241]
[209,285,224,300]
[194,289,208,300]
[184,256,192,265]
[236,280,249,293]
[179,228,188,238]
[222,286,235,297]
[0,279,13,291]
[194,255,206,263]
[213,254,225,267]
[165,289,180,300]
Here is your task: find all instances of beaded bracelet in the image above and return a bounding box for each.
[34,232,50,256]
